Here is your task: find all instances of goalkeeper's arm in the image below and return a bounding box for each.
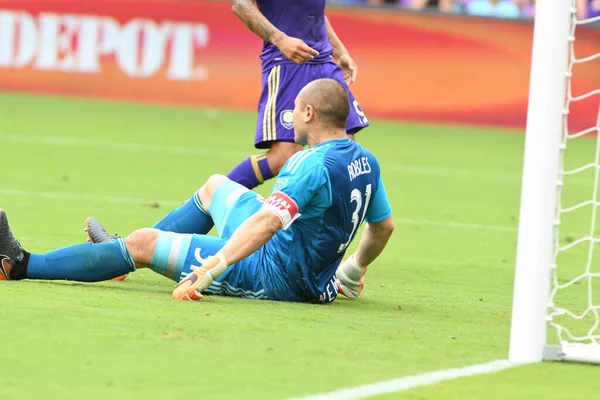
[355,216,395,267]
[337,216,394,299]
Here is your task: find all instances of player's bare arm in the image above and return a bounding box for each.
[324,16,349,60]
[231,0,283,46]
[336,215,394,299]
[173,209,283,300]
[354,216,394,266]
[325,15,357,84]
[217,209,282,266]
[232,0,319,64]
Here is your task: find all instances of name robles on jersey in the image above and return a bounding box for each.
[348,156,371,181]
[261,191,301,229]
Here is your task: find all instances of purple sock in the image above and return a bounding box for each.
[227,155,275,189]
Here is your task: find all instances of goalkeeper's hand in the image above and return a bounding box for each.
[336,254,368,300]
[172,253,228,301]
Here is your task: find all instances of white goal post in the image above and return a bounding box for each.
[509,0,600,364]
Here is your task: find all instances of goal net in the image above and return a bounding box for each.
[544,5,600,363]
[509,0,600,364]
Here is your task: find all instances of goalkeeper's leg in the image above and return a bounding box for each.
[151,188,214,234]
[85,175,239,281]
[88,174,259,243]
[84,175,262,284]
[1,209,254,291]
[1,208,200,283]
[199,174,264,240]
[148,173,260,236]
[0,209,135,282]
[135,228,267,298]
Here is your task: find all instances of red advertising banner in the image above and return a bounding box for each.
[0,0,599,131]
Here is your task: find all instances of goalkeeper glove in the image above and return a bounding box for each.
[172,253,228,301]
[336,254,368,299]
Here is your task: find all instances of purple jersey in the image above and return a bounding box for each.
[256,0,334,71]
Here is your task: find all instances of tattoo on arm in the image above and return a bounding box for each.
[232,0,285,43]
[325,15,347,58]
[324,16,336,49]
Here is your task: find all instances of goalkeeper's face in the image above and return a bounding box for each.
[292,97,310,146]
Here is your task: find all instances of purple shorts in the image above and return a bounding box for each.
[254,61,369,149]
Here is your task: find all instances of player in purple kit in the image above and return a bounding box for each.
[226,0,369,189]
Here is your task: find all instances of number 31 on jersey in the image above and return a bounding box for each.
[338,184,372,253]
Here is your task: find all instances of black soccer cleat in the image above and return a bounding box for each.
[84,217,121,243]
[0,209,25,280]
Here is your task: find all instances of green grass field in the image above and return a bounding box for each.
[0,92,599,399]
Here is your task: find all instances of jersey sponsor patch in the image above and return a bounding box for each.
[262,191,300,229]
[273,178,288,192]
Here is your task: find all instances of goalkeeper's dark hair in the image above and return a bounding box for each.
[300,78,350,128]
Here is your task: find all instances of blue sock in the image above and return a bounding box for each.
[153,190,214,234]
[149,231,226,283]
[149,231,193,282]
[26,239,135,282]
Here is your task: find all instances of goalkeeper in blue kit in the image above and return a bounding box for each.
[0,79,394,303]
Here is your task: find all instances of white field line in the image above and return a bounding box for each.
[0,133,249,159]
[389,164,520,182]
[389,163,594,186]
[0,188,518,233]
[287,359,520,400]
[3,189,587,242]
[5,132,596,186]
[0,133,519,181]
[3,133,595,186]
[0,188,183,208]
[397,217,516,232]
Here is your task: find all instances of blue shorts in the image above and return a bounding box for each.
[155,180,270,299]
[255,60,369,149]
[208,180,264,241]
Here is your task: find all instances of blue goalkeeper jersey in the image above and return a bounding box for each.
[259,137,392,303]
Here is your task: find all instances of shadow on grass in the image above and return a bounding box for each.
[13,279,406,313]
[16,278,173,295]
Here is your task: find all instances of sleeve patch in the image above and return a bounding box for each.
[261,191,301,229]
